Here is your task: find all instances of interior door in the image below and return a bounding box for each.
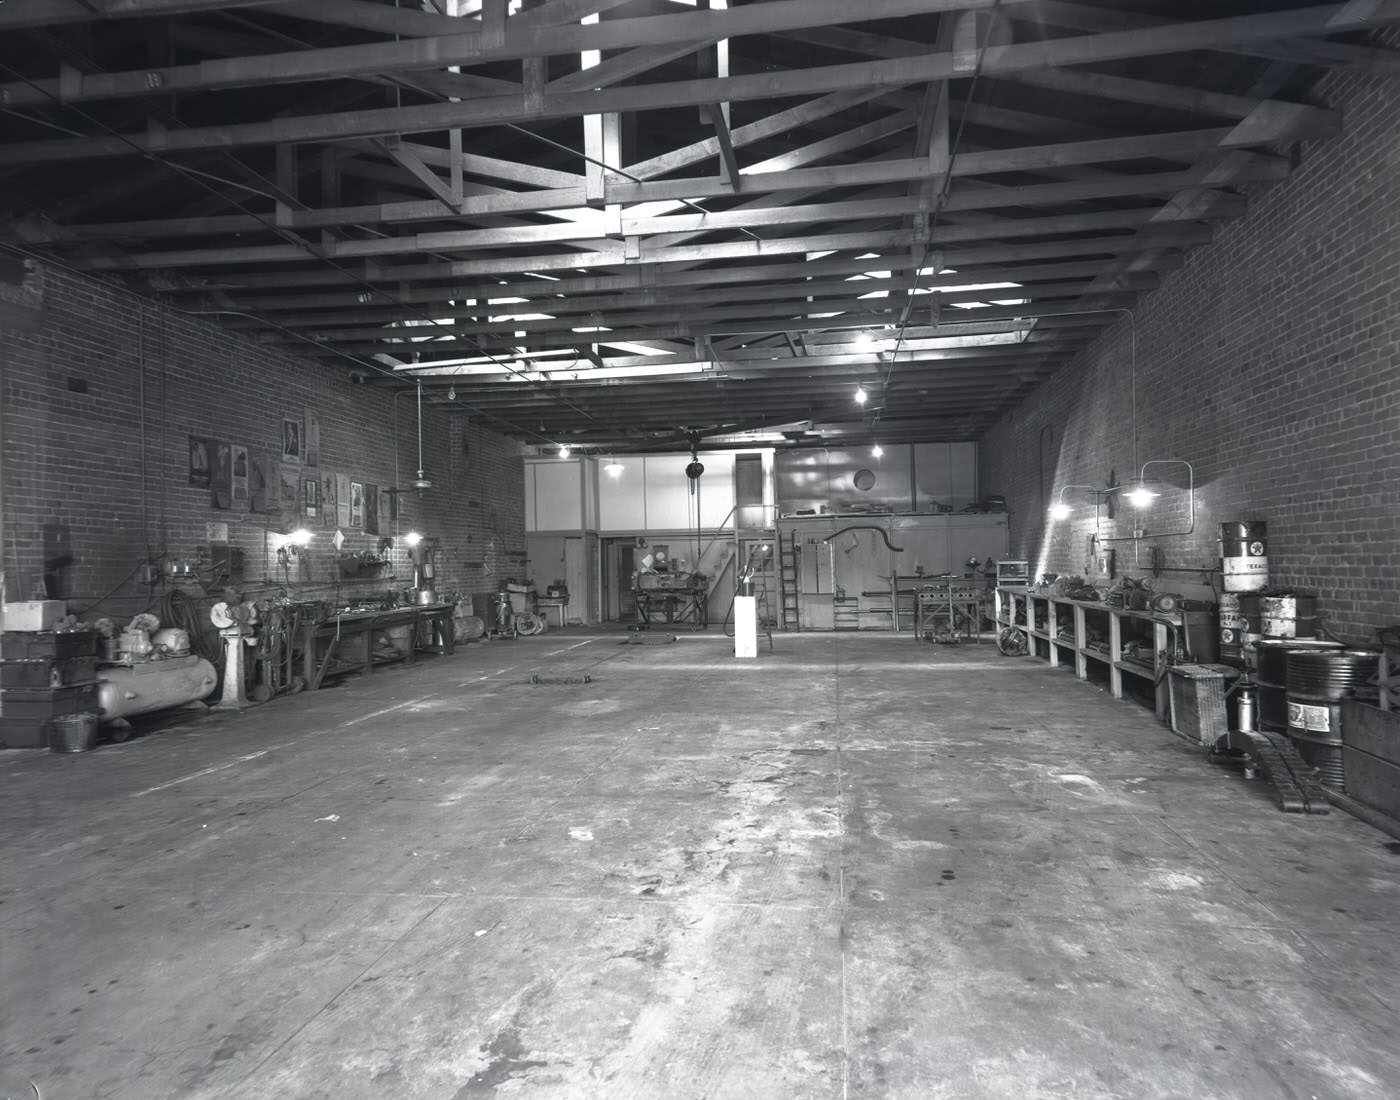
[564,538,586,624]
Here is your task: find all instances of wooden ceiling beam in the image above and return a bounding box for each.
[0,5,1376,160]
[69,196,1230,270]
[0,0,281,30]
[0,0,1000,107]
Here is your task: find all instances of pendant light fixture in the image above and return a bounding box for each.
[411,381,432,490]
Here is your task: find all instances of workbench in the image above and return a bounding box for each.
[634,587,708,627]
[300,604,455,690]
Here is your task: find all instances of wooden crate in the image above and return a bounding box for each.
[1168,664,1237,748]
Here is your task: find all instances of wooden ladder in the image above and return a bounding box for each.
[778,528,801,632]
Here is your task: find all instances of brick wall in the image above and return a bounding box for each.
[979,58,1400,644]
[1,262,527,624]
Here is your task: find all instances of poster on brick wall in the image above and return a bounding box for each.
[336,473,351,527]
[320,469,336,527]
[188,435,211,489]
[350,481,364,528]
[210,441,233,510]
[363,483,379,535]
[379,485,396,526]
[249,451,270,513]
[304,409,320,468]
[232,445,249,507]
[282,417,302,463]
[278,464,299,513]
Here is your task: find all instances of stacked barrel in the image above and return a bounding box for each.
[1218,522,1268,669]
[1220,521,1268,592]
[1284,648,1381,791]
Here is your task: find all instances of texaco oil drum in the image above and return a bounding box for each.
[1218,593,1243,663]
[1220,521,1268,592]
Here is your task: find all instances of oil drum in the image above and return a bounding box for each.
[1220,521,1268,592]
[1218,592,1243,663]
[1238,594,1262,669]
[1254,638,1341,731]
[1284,647,1381,791]
[1260,594,1318,640]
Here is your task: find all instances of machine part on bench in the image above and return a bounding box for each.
[997,627,1029,656]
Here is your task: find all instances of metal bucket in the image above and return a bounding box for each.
[1285,648,1381,791]
[1220,521,1268,592]
[48,712,98,753]
[1255,639,1341,731]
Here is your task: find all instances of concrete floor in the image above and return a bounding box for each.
[3,629,1400,1100]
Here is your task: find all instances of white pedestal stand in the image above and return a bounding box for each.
[734,595,758,659]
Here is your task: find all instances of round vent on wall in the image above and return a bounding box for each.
[853,468,877,491]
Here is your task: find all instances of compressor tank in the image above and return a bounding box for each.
[97,655,218,722]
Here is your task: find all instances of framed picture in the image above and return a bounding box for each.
[350,481,364,528]
[303,478,319,518]
[304,409,320,468]
[282,417,302,462]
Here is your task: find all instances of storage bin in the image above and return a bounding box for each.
[0,656,98,689]
[0,682,100,721]
[1,630,97,661]
[0,715,51,749]
[1169,664,1238,748]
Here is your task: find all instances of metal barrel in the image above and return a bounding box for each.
[1220,521,1268,592]
[1284,648,1381,791]
[1239,594,1263,669]
[1219,593,1243,663]
[1255,639,1342,731]
[1260,594,1318,639]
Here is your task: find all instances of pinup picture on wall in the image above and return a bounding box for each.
[283,417,302,461]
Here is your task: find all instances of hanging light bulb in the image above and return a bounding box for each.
[447,385,456,401]
[604,455,624,476]
[871,442,883,458]
[854,385,868,406]
[559,443,571,459]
